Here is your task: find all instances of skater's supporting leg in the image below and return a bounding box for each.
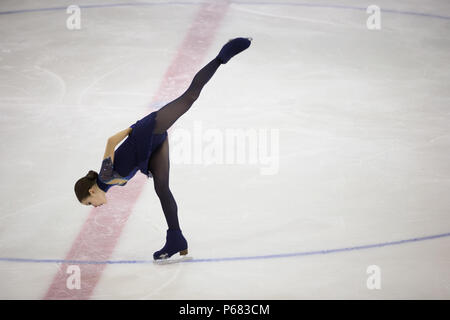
[152,57,221,134]
[148,137,180,230]
[148,137,188,260]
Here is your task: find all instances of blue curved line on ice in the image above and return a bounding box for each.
[0,232,449,265]
[0,1,449,21]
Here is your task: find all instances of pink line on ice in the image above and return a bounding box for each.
[44,1,229,300]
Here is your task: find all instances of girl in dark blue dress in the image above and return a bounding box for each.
[74,37,252,260]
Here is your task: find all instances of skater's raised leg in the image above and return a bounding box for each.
[152,37,252,134]
[152,57,221,134]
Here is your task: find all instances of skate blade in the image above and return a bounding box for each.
[153,255,193,265]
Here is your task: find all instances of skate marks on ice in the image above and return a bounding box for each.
[153,255,194,265]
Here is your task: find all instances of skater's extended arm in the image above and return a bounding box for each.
[103,128,132,162]
[109,127,132,146]
[98,127,132,183]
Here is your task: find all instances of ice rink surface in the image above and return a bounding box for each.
[0,0,449,299]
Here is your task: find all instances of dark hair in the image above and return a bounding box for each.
[74,170,98,203]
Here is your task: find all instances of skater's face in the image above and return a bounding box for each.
[81,183,107,207]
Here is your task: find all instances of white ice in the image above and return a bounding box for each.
[0,0,449,299]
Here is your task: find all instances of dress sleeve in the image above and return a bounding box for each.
[99,156,114,183]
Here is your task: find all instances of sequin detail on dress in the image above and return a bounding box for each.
[98,156,128,186]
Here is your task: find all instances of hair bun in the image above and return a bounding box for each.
[86,170,98,180]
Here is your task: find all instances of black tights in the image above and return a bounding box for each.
[148,57,221,230]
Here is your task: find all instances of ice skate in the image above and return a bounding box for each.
[216,37,252,64]
[153,229,188,261]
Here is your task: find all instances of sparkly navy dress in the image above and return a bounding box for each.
[96,111,167,192]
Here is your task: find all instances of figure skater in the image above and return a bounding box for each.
[74,37,252,260]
